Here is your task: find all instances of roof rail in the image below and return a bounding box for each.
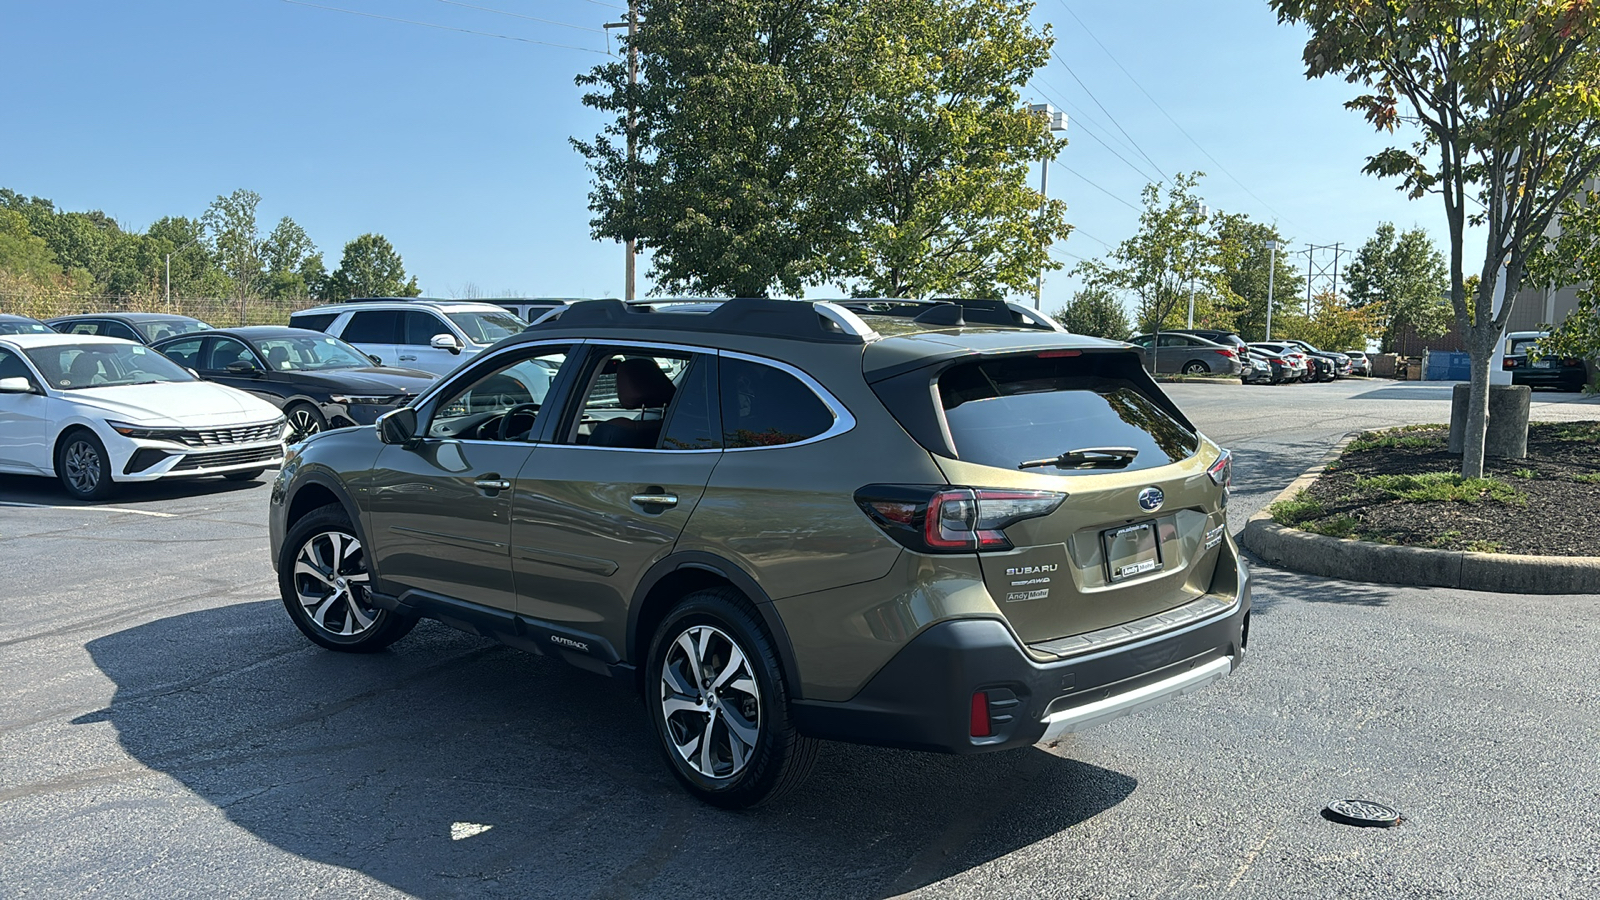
[834,297,1065,332]
[528,298,880,343]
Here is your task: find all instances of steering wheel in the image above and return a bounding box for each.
[497,403,541,442]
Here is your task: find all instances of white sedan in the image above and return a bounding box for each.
[0,333,288,499]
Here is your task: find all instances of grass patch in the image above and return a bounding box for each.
[1430,530,1463,548]
[1548,422,1600,444]
[1269,490,1325,525]
[1303,515,1361,538]
[1572,472,1600,484]
[1354,472,1525,505]
[1512,468,1536,479]
[1464,540,1505,554]
[1346,425,1447,453]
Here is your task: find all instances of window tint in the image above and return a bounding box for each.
[1129,336,1152,348]
[720,357,834,449]
[104,321,143,342]
[401,311,452,346]
[158,336,206,369]
[429,347,570,442]
[256,335,371,370]
[445,310,527,344]
[938,354,1198,475]
[0,347,33,382]
[206,337,259,371]
[341,310,398,344]
[63,321,105,336]
[660,356,720,450]
[290,313,338,333]
[24,343,194,390]
[568,349,693,449]
[134,319,208,342]
[1157,334,1192,347]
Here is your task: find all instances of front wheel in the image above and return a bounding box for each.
[57,429,116,500]
[647,588,817,808]
[286,403,328,443]
[278,504,416,652]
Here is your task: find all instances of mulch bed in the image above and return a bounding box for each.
[1280,422,1600,556]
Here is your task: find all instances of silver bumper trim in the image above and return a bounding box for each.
[1038,655,1234,742]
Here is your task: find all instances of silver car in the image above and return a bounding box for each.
[1128,332,1245,376]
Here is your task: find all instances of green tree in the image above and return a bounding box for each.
[1272,0,1600,477]
[203,189,266,323]
[574,0,864,298]
[0,208,65,286]
[838,0,1069,298]
[1528,182,1600,376]
[1053,285,1130,340]
[1075,173,1213,337]
[1209,212,1300,341]
[326,233,421,301]
[147,216,228,301]
[1273,289,1378,351]
[262,217,326,300]
[1343,223,1450,352]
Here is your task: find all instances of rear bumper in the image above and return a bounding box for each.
[1511,367,1587,388]
[792,554,1251,754]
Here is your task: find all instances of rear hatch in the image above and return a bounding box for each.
[867,345,1229,648]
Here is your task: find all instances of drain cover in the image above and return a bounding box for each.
[1323,799,1401,827]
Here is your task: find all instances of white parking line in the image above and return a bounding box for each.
[0,501,177,518]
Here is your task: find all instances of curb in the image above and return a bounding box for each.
[1239,435,1600,595]
[1153,375,1238,386]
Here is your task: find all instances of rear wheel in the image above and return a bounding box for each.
[56,429,116,500]
[1182,360,1210,376]
[278,504,416,652]
[646,588,817,808]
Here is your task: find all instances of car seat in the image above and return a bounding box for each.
[66,351,105,387]
[588,358,676,449]
[266,346,292,370]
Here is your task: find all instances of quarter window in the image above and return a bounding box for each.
[719,358,834,449]
[291,313,338,333]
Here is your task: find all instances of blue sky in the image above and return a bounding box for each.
[0,0,1469,310]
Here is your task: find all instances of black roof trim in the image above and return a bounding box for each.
[529,298,870,344]
[836,297,1062,332]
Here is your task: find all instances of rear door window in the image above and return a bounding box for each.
[938,354,1198,475]
[719,357,835,448]
[342,310,399,344]
[290,313,338,333]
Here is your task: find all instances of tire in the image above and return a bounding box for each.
[286,403,328,443]
[56,429,116,500]
[277,504,416,652]
[224,469,265,482]
[1182,361,1210,376]
[646,587,818,809]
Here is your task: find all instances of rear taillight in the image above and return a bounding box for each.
[1504,357,1518,369]
[856,485,1066,553]
[1207,449,1232,507]
[1217,348,1236,358]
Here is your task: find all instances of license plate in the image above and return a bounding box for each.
[1103,520,1163,582]
[1534,359,1553,368]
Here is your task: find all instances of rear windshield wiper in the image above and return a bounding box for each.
[1019,447,1139,470]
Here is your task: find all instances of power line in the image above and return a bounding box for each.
[1070,228,1115,250]
[279,0,614,55]
[428,0,605,34]
[1053,51,1170,184]
[1030,78,1144,163]
[1054,1,1295,227]
[1031,80,1163,185]
[1052,160,1142,213]
[576,0,627,8]
[1050,247,1088,264]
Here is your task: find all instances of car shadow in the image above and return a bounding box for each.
[79,601,1137,899]
[0,472,267,505]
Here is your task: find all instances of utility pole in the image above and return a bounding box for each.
[1304,247,1314,315]
[1027,103,1069,310]
[1330,241,1341,302]
[1186,200,1208,329]
[1264,239,1279,340]
[604,0,640,302]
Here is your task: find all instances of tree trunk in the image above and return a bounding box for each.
[1459,335,1496,478]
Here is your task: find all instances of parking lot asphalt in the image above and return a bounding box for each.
[3,378,1599,899]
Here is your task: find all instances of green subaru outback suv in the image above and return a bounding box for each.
[269,298,1250,807]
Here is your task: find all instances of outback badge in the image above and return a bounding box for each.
[1138,486,1164,512]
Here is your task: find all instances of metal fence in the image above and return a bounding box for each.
[0,291,323,327]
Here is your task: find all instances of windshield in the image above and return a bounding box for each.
[0,320,53,335]
[254,334,373,371]
[446,310,528,345]
[133,319,211,342]
[26,343,195,390]
[938,355,1198,475]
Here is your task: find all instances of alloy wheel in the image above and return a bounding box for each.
[289,407,322,442]
[659,624,762,780]
[63,439,103,495]
[292,531,380,637]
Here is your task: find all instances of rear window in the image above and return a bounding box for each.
[290,313,338,333]
[937,354,1198,475]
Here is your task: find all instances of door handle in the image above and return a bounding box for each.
[631,493,678,508]
[399,355,417,361]
[474,477,512,491]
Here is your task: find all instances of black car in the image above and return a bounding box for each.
[0,313,54,335]
[46,312,213,345]
[151,326,437,441]
[1241,349,1289,385]
[1504,331,1589,391]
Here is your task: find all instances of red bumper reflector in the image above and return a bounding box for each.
[970,691,992,737]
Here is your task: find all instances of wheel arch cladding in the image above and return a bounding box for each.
[628,554,803,699]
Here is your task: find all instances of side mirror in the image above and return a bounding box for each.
[376,407,419,446]
[0,376,37,394]
[368,354,383,366]
[185,367,199,378]
[430,333,463,355]
[225,361,262,376]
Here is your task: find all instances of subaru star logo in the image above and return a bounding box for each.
[1138,486,1164,512]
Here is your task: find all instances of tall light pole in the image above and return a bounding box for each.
[164,233,205,311]
[1028,103,1069,310]
[1185,200,1209,329]
[604,0,641,302]
[1264,239,1280,340]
